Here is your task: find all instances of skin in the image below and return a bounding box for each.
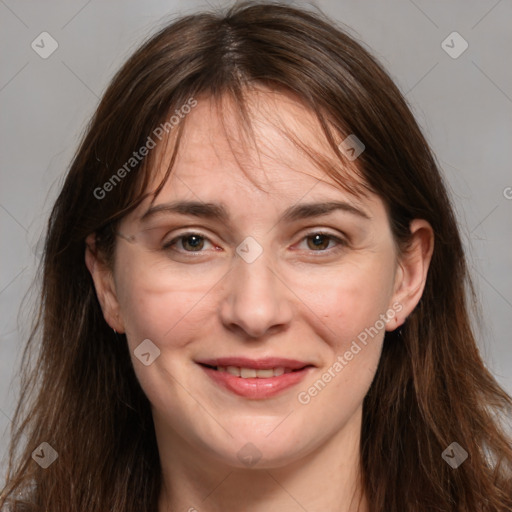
[86,88,434,512]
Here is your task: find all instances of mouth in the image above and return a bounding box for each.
[196,358,315,399]
[199,363,310,377]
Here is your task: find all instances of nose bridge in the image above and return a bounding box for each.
[236,239,276,295]
[220,236,292,338]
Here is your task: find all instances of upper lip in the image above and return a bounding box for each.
[196,357,314,370]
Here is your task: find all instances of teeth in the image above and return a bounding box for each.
[218,366,291,378]
[254,368,274,378]
[240,368,257,378]
[226,366,241,377]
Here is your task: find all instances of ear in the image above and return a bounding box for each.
[386,219,434,331]
[85,233,125,333]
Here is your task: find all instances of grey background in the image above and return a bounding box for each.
[1,0,511,475]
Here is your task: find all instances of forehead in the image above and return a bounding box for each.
[117,88,393,234]
[149,88,365,199]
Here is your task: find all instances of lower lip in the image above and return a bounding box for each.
[199,365,313,399]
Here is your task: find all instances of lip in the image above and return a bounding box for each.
[196,357,315,399]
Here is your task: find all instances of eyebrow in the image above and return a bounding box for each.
[140,199,371,224]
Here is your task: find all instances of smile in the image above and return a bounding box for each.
[196,357,315,399]
[206,365,298,378]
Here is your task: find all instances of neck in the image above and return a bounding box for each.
[156,406,368,512]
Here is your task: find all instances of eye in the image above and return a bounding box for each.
[161,230,347,256]
[163,232,215,253]
[297,231,347,252]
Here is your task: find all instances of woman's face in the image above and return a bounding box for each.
[90,89,421,470]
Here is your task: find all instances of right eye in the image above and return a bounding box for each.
[162,232,217,254]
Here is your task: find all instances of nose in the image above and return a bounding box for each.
[219,247,294,339]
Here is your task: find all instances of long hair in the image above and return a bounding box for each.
[2,2,511,510]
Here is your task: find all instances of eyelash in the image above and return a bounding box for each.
[162,231,348,256]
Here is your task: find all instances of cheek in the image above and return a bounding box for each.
[293,255,397,350]
[114,259,207,351]
[295,267,391,423]
[114,269,210,408]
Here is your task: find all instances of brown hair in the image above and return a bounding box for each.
[2,2,511,511]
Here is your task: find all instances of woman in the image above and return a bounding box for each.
[1,2,511,511]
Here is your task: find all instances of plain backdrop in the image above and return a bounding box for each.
[1,0,511,474]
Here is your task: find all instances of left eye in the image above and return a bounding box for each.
[296,232,346,252]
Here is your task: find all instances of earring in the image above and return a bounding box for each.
[113,328,117,334]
